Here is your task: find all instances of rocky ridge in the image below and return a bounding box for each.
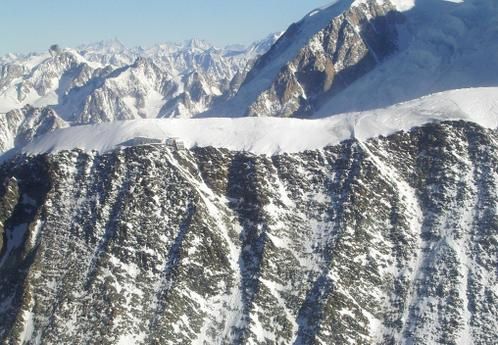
[0,121,496,344]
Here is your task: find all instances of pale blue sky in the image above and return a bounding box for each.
[0,0,329,55]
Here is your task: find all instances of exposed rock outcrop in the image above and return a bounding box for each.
[0,121,496,344]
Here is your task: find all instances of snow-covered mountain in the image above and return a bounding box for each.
[211,0,498,117]
[0,105,67,154]
[0,0,497,344]
[0,35,280,122]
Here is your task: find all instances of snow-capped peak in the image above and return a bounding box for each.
[78,38,127,54]
[184,39,213,52]
[312,0,415,14]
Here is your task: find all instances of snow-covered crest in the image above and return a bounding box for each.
[20,87,498,156]
[315,0,414,13]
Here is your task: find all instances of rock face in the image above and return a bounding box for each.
[214,0,402,118]
[0,121,496,344]
[248,1,401,117]
[0,106,67,154]
[0,177,20,256]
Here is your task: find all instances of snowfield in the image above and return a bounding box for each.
[20,87,498,156]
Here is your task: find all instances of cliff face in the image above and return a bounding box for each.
[246,0,402,117]
[0,121,496,345]
[216,0,403,118]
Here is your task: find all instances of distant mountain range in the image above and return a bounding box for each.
[0,33,282,121]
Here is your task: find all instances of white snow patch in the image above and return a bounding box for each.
[388,0,415,11]
[19,309,35,344]
[117,333,146,345]
[29,219,43,248]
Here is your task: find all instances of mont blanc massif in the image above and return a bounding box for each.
[0,0,497,344]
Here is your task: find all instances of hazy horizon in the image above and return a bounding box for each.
[0,0,329,56]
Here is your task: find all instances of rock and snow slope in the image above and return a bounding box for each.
[317,0,498,115]
[0,106,67,154]
[0,120,497,344]
[211,0,498,118]
[209,0,404,117]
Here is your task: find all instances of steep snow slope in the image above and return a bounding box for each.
[20,87,498,156]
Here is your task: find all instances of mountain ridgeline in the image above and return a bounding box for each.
[0,121,497,344]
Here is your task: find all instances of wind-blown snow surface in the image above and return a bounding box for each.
[21,87,498,156]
